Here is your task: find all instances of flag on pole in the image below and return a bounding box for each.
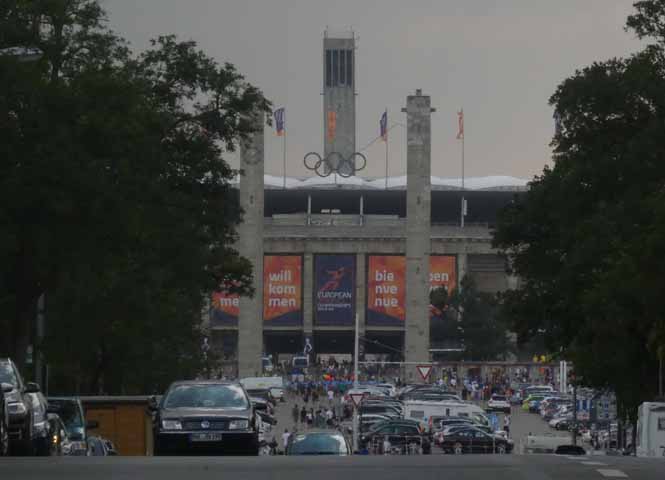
[327,110,337,141]
[456,109,464,140]
[380,110,388,142]
[553,110,562,136]
[274,107,285,136]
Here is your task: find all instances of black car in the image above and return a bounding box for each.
[439,426,513,454]
[360,420,431,454]
[1,382,10,456]
[45,413,74,456]
[0,358,41,454]
[286,431,351,455]
[152,380,259,456]
[87,436,118,456]
[27,392,51,456]
[47,397,97,456]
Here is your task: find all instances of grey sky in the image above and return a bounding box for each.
[104,0,642,180]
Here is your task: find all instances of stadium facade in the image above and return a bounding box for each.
[206,32,526,380]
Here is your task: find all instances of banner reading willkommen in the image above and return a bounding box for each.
[263,255,303,326]
[367,255,406,326]
[314,254,355,326]
[211,291,239,327]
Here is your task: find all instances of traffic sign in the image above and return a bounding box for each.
[416,365,432,381]
[349,392,365,408]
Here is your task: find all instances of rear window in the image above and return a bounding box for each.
[492,395,506,401]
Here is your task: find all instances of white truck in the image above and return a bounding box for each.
[636,401,665,458]
[404,400,490,427]
[240,376,286,402]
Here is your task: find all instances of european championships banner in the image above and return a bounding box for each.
[211,290,239,327]
[314,254,355,326]
[367,255,406,326]
[263,255,303,326]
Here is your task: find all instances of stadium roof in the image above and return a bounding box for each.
[235,175,529,191]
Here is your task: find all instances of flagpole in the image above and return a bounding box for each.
[384,108,389,190]
[461,108,465,229]
[282,128,287,190]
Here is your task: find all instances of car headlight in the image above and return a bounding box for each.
[228,419,249,430]
[7,402,27,415]
[161,419,182,430]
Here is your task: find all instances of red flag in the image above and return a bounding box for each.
[456,109,464,140]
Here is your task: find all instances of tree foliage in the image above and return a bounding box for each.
[493,0,665,418]
[0,0,271,393]
[430,278,511,361]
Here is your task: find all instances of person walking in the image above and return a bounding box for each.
[327,388,334,405]
[300,405,307,424]
[503,414,511,437]
[292,403,299,425]
[306,408,314,428]
[281,429,291,452]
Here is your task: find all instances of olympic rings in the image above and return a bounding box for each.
[303,151,367,177]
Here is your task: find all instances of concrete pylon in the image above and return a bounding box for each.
[402,90,434,382]
[237,112,265,378]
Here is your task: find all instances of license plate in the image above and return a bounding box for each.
[190,433,222,442]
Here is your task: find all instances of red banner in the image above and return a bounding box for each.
[211,291,239,327]
[367,255,406,326]
[263,255,303,325]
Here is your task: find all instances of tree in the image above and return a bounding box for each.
[493,0,665,420]
[0,0,271,393]
[430,278,512,361]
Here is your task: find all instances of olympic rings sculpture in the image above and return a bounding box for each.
[303,151,367,178]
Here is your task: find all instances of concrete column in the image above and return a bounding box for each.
[355,253,366,337]
[237,112,265,378]
[303,252,314,335]
[458,252,468,288]
[402,89,434,382]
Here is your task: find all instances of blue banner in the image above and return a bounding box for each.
[314,255,355,326]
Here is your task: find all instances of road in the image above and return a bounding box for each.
[1,455,663,480]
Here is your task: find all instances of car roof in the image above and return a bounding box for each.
[170,380,240,386]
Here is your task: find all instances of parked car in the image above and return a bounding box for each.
[360,420,431,454]
[0,358,41,454]
[1,382,10,456]
[486,394,511,414]
[151,380,260,455]
[439,426,514,454]
[45,413,74,456]
[87,436,118,456]
[47,397,98,456]
[286,431,351,455]
[28,392,51,456]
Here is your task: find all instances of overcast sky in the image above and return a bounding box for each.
[104,0,643,180]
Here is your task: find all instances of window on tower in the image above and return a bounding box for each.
[340,49,346,85]
[332,49,338,86]
[346,50,353,86]
[326,50,332,87]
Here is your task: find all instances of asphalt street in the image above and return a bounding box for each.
[1,455,663,480]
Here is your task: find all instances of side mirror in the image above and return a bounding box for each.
[147,395,158,411]
[1,382,13,393]
[25,382,40,393]
[86,420,99,430]
[46,413,60,422]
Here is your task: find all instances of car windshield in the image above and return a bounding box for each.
[0,362,17,387]
[288,433,348,455]
[492,395,506,401]
[49,400,84,429]
[164,384,249,409]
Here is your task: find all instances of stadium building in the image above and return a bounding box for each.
[206,31,526,380]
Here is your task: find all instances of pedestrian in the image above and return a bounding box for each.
[327,388,334,404]
[306,408,314,428]
[292,403,299,425]
[325,407,334,427]
[503,414,511,437]
[300,406,307,424]
[282,428,291,451]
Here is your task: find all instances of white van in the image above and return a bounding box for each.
[240,376,285,401]
[404,400,489,427]
[636,402,665,457]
